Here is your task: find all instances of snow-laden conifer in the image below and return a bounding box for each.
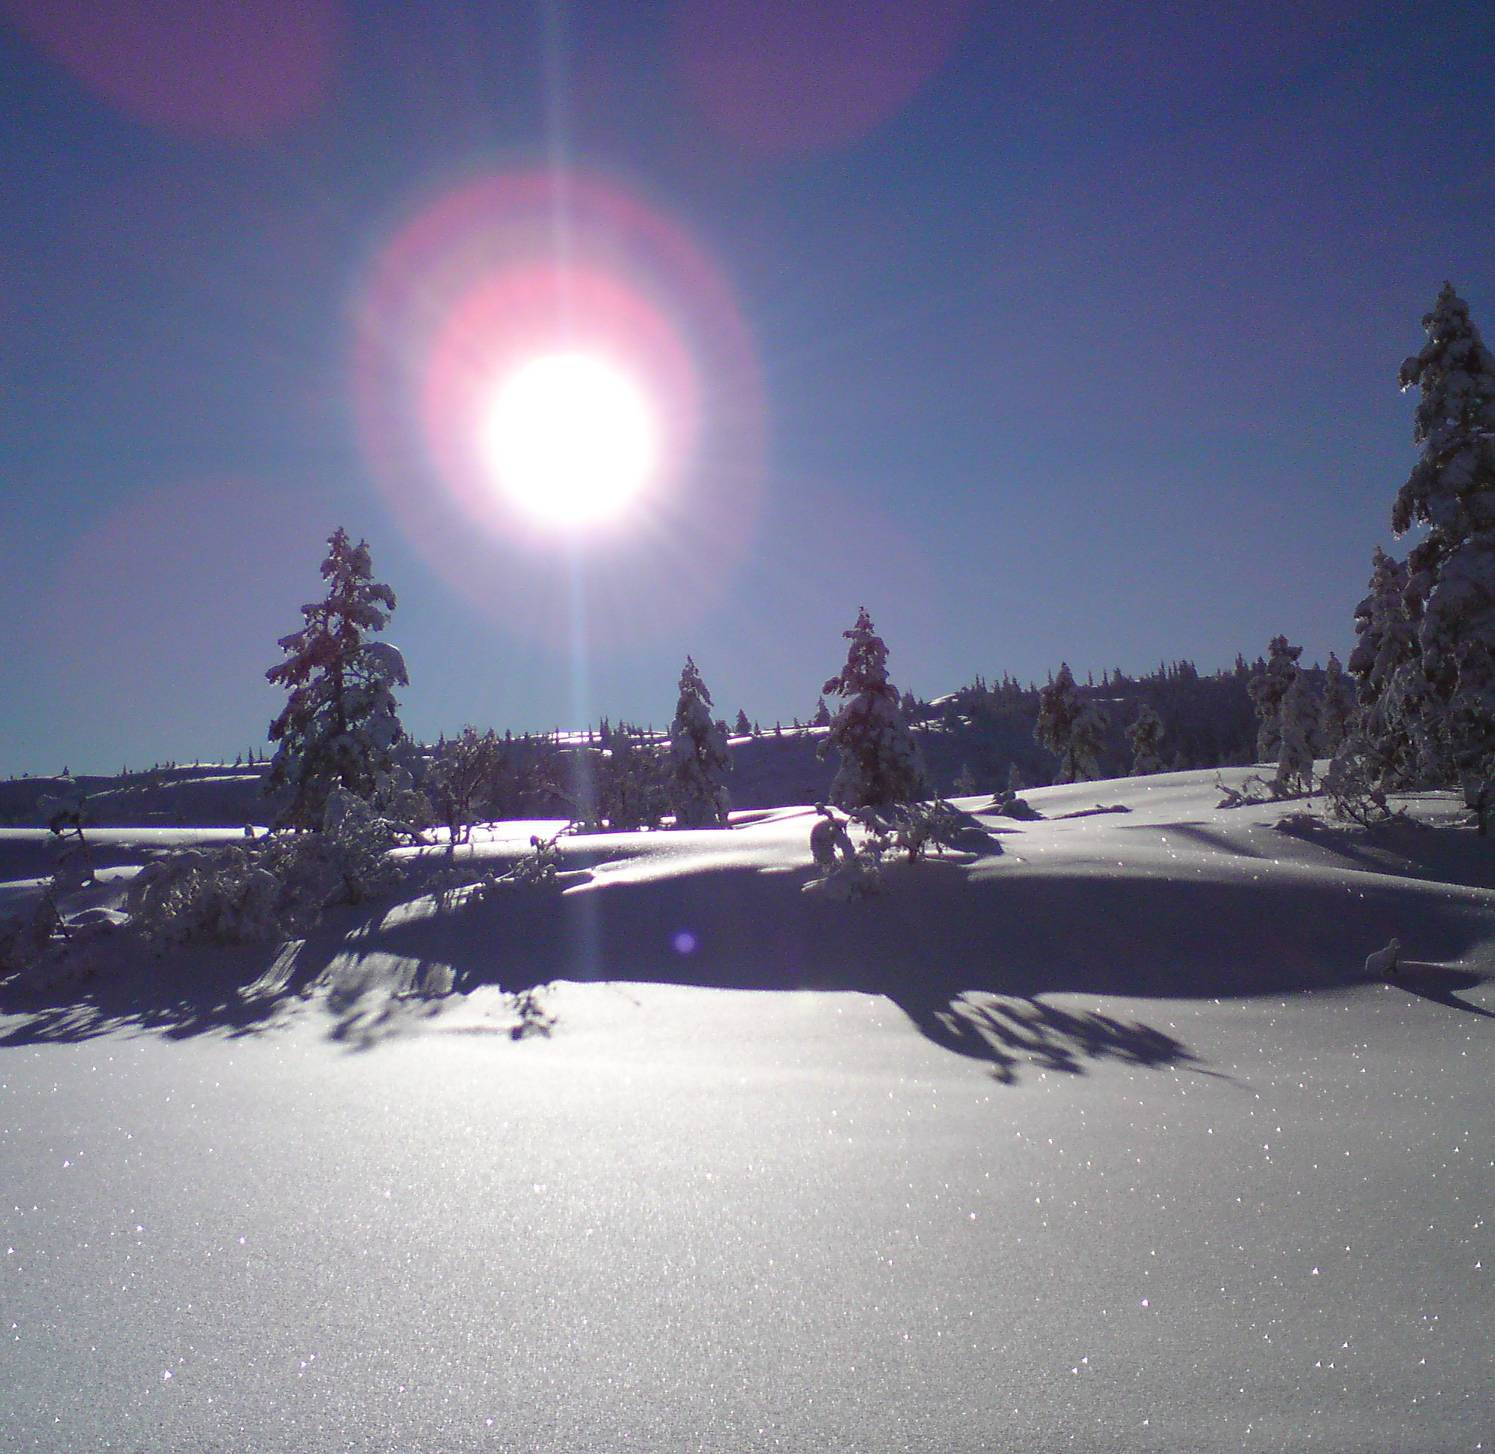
[1276,670,1318,794]
[1347,546,1425,783]
[1248,636,1302,763]
[1035,663,1108,782]
[668,657,731,827]
[1393,284,1495,796]
[1317,651,1356,759]
[733,708,751,737]
[812,697,832,728]
[819,608,926,809]
[266,528,407,829]
[1126,703,1166,776]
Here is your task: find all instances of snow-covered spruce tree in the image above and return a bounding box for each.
[819,607,926,810]
[1069,695,1108,780]
[1317,651,1356,759]
[1276,670,1318,795]
[733,708,751,737]
[265,528,407,829]
[1392,283,1495,798]
[1347,546,1425,784]
[1035,663,1108,782]
[668,657,731,827]
[812,696,832,728]
[1126,703,1166,776]
[1247,636,1301,763]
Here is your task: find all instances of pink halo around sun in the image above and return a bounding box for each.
[3,0,339,141]
[350,167,765,651]
[675,0,974,156]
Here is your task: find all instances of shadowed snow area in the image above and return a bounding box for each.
[1,768,1491,1451]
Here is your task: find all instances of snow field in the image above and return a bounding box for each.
[1,767,1491,1452]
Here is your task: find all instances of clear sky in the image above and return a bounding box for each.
[2,1,1492,775]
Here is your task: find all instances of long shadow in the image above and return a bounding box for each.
[3,851,1492,1083]
[1268,814,1495,891]
[0,921,357,1047]
[1385,964,1495,1019]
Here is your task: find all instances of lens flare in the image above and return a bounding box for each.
[3,0,338,141]
[676,0,972,155]
[351,167,765,648]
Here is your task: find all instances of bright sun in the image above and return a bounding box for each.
[479,352,658,527]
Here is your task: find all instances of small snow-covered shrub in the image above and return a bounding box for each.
[126,791,406,947]
[1214,774,1272,809]
[993,790,1043,821]
[804,847,884,900]
[1322,740,1394,826]
[510,987,554,1039]
[803,805,884,899]
[38,788,94,890]
[0,887,64,980]
[880,799,966,863]
[125,846,283,945]
[315,789,405,904]
[1215,771,1314,809]
[0,880,123,992]
[507,830,564,887]
[430,827,570,903]
[809,804,856,870]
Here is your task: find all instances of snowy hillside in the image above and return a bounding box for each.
[1,767,1491,1452]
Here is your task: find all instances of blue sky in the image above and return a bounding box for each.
[2,1,1492,775]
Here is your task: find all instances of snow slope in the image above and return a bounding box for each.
[1,768,1491,1452]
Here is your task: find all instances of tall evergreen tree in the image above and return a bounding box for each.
[1248,636,1302,762]
[1276,671,1318,794]
[1036,663,1108,782]
[819,607,925,809]
[1348,546,1425,783]
[1317,651,1356,758]
[265,528,407,828]
[668,657,731,827]
[733,708,751,737]
[1393,283,1495,795]
[1126,703,1167,775]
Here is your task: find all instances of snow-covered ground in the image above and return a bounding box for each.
[2,769,1491,1452]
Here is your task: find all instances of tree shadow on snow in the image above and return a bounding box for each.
[882,981,1216,1084]
[3,846,1493,1078]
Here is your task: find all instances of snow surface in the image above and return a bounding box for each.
[1,768,1491,1452]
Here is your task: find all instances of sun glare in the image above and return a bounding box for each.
[479,352,658,527]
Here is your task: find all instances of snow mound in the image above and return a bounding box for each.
[6,769,1491,1031]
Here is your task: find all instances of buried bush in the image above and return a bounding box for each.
[125,789,407,946]
[804,797,968,899]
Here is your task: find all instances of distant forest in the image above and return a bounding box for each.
[0,653,1281,828]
